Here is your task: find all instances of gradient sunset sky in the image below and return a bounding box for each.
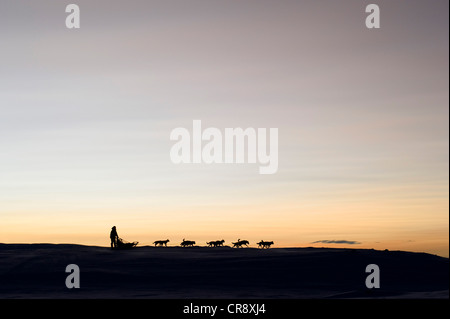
[0,0,448,256]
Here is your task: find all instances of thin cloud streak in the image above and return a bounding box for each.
[312,240,361,245]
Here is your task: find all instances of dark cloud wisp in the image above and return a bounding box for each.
[312,240,361,245]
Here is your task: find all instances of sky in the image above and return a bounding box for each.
[0,0,448,257]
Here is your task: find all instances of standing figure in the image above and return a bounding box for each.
[110,226,119,248]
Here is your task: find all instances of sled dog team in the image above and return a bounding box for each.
[153,238,274,249]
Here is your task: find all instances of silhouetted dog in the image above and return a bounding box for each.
[257,240,274,249]
[181,239,196,247]
[154,239,170,247]
[207,239,225,247]
[232,239,249,248]
[215,239,225,247]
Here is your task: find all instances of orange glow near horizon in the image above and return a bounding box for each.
[2,195,448,257]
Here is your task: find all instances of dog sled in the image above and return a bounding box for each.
[115,237,139,250]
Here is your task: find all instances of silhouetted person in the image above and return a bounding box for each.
[110,226,118,248]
